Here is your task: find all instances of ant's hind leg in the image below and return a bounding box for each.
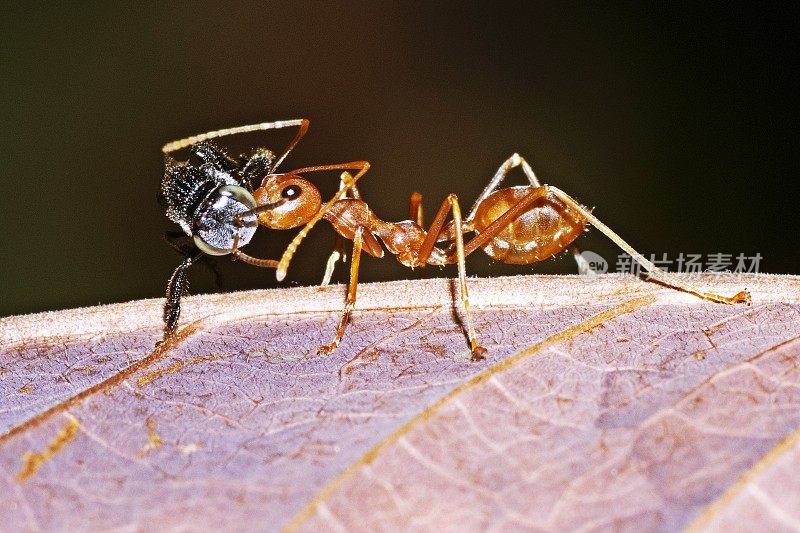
[449,195,487,361]
[466,153,541,223]
[319,227,365,355]
[548,186,752,305]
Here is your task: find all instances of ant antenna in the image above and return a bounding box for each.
[276,166,369,281]
[161,119,306,155]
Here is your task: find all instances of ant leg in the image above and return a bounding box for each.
[163,253,201,339]
[459,187,551,257]
[408,192,425,226]
[417,194,487,361]
[547,186,752,305]
[319,226,365,355]
[449,196,487,361]
[466,153,541,223]
[276,162,371,281]
[321,234,346,286]
[405,191,428,275]
[321,171,362,285]
[338,170,362,200]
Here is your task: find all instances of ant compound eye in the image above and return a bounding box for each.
[193,185,258,256]
[281,185,301,199]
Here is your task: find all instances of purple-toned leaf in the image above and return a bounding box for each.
[1,274,798,531]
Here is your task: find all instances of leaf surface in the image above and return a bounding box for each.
[1,274,799,532]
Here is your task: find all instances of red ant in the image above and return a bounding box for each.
[160,119,751,361]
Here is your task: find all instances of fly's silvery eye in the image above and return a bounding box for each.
[193,185,258,256]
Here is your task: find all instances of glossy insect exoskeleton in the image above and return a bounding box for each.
[159,139,277,331]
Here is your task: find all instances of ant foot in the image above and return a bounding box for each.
[733,289,752,305]
[471,345,488,362]
[704,289,752,306]
[318,342,339,356]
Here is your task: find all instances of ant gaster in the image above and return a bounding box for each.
[160,119,751,361]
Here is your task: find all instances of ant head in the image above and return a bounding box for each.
[252,174,322,229]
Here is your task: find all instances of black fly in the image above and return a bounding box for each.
[158,120,309,337]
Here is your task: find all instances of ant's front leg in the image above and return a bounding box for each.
[319,227,365,355]
[163,253,200,339]
[321,171,367,285]
[321,233,347,286]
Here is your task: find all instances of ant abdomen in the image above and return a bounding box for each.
[471,186,587,264]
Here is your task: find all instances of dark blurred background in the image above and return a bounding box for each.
[1,3,796,317]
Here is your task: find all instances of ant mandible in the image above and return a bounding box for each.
[160,119,751,361]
